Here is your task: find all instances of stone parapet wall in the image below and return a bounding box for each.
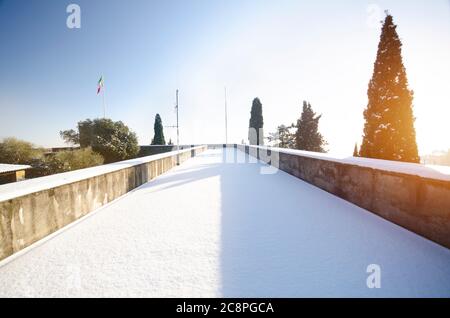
[0,146,207,261]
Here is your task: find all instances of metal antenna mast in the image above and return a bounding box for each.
[176,89,179,152]
[165,89,180,164]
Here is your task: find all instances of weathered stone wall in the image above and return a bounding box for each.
[239,145,450,249]
[0,146,207,261]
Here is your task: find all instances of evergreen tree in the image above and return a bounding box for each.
[295,101,326,152]
[151,114,166,145]
[353,143,359,157]
[61,118,139,163]
[268,125,296,148]
[360,14,419,163]
[248,98,264,145]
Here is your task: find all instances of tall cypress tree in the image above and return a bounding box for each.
[248,97,264,145]
[295,101,326,152]
[360,14,419,163]
[353,143,359,157]
[151,114,166,145]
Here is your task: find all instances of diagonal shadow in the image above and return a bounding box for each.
[138,164,223,194]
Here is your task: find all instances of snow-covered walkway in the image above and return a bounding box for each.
[0,148,449,297]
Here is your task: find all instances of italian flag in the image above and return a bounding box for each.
[97,76,104,94]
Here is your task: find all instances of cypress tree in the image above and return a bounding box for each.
[295,101,326,152]
[360,14,419,163]
[151,114,166,145]
[353,143,359,157]
[248,97,264,145]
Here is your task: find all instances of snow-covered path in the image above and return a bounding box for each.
[0,149,449,297]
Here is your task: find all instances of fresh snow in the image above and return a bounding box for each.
[0,148,449,297]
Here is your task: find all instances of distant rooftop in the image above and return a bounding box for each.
[0,164,31,174]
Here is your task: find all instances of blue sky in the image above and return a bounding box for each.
[0,0,449,155]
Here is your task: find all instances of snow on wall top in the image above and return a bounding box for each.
[0,164,31,174]
[250,145,450,182]
[0,146,205,203]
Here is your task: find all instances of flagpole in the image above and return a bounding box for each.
[102,77,106,118]
[224,87,228,145]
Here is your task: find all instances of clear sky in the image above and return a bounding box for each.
[0,0,449,155]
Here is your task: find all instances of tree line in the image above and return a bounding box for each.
[248,98,327,153]
[1,12,421,181]
[0,113,170,179]
[249,13,419,163]
[0,137,104,178]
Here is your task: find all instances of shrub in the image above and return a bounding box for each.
[46,148,104,173]
[0,137,43,164]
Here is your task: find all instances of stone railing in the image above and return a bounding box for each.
[0,146,207,261]
[238,145,450,249]
[138,145,199,157]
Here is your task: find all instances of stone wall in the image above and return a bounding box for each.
[138,145,198,157]
[0,146,207,261]
[239,145,450,249]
